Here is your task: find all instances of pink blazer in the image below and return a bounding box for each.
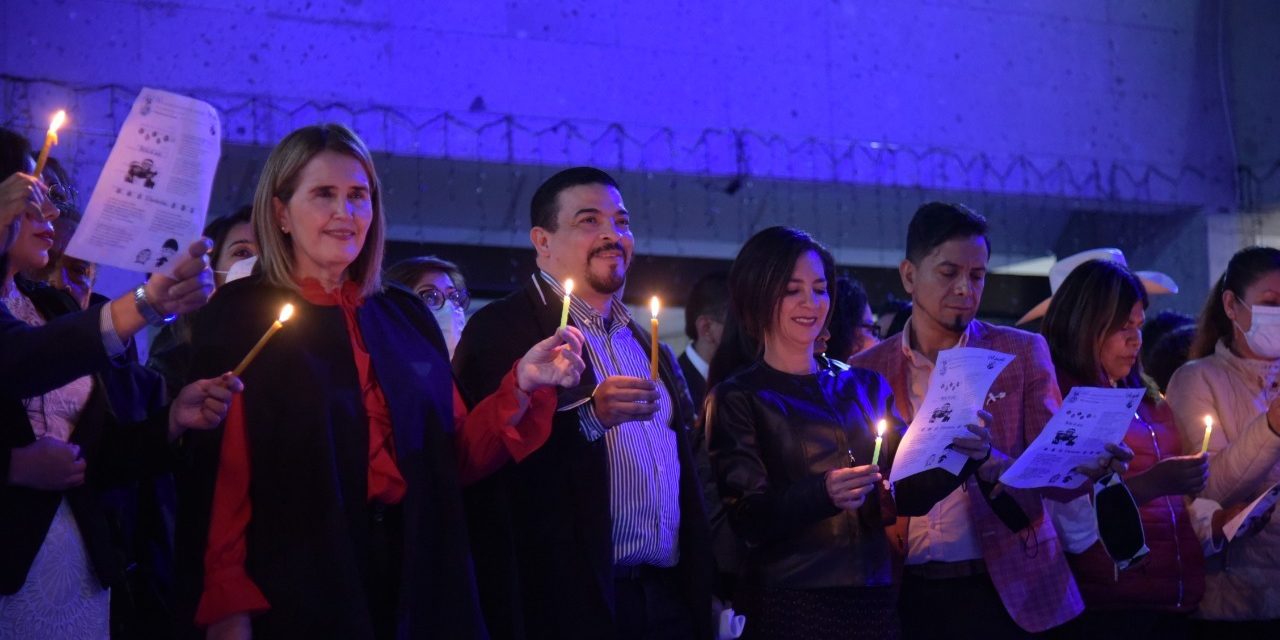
[850,321,1084,632]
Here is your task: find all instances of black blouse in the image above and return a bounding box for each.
[706,361,906,590]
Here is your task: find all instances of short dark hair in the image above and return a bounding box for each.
[530,166,619,231]
[1140,309,1193,371]
[684,272,729,341]
[729,226,836,348]
[385,255,467,294]
[1041,259,1149,388]
[825,277,871,362]
[1147,325,1195,393]
[204,205,253,267]
[905,202,990,264]
[708,227,835,388]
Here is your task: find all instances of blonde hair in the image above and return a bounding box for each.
[252,123,385,298]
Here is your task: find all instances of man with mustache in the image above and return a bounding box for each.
[850,203,1127,638]
[454,167,713,639]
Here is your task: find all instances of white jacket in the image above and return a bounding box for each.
[1166,340,1280,621]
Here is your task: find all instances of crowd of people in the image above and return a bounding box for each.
[1,121,1278,640]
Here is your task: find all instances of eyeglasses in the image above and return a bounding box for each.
[45,182,77,218]
[418,287,470,311]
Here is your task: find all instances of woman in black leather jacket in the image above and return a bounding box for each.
[705,227,906,640]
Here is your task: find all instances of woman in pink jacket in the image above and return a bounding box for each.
[1167,246,1280,638]
[1042,258,1208,639]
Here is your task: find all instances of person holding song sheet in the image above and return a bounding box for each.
[849,202,1131,638]
[1166,246,1280,636]
[704,226,905,639]
[183,124,585,639]
[0,127,237,639]
[1041,258,1207,638]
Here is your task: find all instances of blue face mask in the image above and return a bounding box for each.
[433,302,467,359]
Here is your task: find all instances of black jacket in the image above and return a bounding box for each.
[453,273,715,640]
[175,276,487,639]
[678,351,707,414]
[0,281,170,596]
[705,361,905,590]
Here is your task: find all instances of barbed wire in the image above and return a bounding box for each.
[1,73,1246,209]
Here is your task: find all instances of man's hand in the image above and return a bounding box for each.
[7,437,86,491]
[592,375,660,428]
[826,464,882,511]
[516,326,587,393]
[169,373,244,441]
[144,238,216,316]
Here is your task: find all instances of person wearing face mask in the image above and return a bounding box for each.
[1166,246,1280,637]
[386,256,469,359]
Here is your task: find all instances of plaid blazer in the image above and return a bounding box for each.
[850,320,1084,633]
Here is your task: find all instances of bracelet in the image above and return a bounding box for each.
[134,285,176,327]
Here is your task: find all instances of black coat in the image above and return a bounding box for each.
[453,274,715,640]
[175,275,487,639]
[0,281,171,596]
[678,351,707,414]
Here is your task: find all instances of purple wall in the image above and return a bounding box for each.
[1,0,1268,314]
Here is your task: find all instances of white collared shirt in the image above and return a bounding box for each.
[900,317,985,564]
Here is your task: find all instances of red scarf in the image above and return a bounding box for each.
[299,279,406,504]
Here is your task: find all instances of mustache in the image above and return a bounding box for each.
[589,243,627,259]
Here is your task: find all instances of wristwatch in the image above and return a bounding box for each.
[134,285,177,326]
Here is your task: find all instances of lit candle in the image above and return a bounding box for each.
[1200,415,1213,455]
[33,110,67,178]
[233,304,295,376]
[649,296,661,380]
[871,419,887,467]
[559,278,574,329]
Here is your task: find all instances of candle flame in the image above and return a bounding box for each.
[1204,415,1213,429]
[48,110,66,135]
[278,303,295,323]
[564,278,574,296]
[650,296,660,318]
[876,419,887,437]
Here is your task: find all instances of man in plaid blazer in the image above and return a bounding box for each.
[851,203,1087,637]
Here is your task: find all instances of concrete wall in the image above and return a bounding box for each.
[2,0,1266,315]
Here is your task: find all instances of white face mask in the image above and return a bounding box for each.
[434,302,467,359]
[1238,305,1280,360]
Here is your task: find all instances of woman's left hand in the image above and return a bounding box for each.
[1073,442,1135,480]
[516,326,587,393]
[168,372,244,440]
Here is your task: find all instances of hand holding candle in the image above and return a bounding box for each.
[559,278,574,329]
[871,419,887,467]
[33,110,67,179]
[233,304,295,377]
[649,296,661,380]
[1200,415,1214,455]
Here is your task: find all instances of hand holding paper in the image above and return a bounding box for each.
[889,347,1014,483]
[144,238,216,316]
[1222,483,1280,542]
[999,387,1143,490]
